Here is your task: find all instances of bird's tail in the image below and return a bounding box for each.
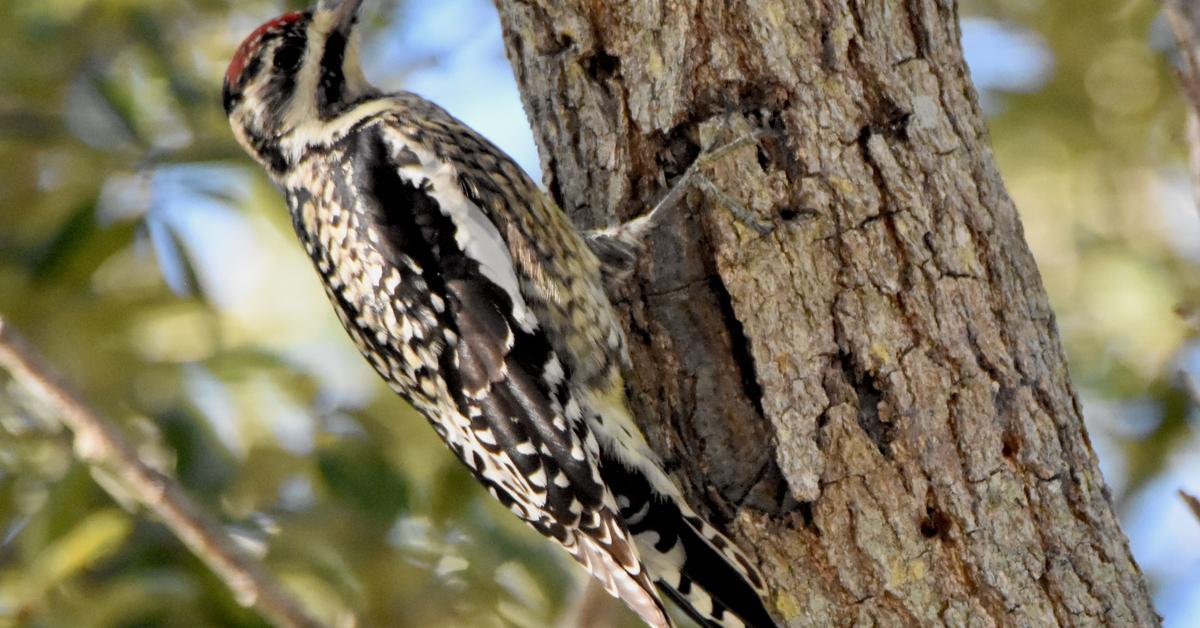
[562,509,673,628]
[604,457,777,628]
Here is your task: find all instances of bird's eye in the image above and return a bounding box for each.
[273,40,304,72]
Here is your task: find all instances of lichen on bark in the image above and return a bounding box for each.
[493,0,1158,625]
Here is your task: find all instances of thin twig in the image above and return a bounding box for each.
[1180,490,1200,525]
[0,318,322,628]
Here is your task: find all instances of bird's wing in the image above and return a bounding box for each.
[343,123,670,628]
[446,277,670,628]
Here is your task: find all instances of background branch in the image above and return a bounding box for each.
[0,318,322,628]
[558,579,618,628]
[1181,490,1200,525]
[1164,0,1200,211]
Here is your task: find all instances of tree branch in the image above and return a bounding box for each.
[1181,490,1200,525]
[1164,0,1200,212]
[0,317,322,628]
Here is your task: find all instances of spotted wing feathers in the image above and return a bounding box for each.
[371,127,670,628]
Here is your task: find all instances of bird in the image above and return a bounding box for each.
[222,1,777,626]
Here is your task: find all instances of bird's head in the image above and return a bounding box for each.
[223,0,372,173]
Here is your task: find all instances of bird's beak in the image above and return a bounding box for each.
[317,0,363,34]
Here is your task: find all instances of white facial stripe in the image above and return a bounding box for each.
[274,14,368,137]
[280,22,326,131]
[281,98,397,163]
[340,30,370,98]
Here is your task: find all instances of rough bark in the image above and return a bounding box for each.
[492,1,1157,626]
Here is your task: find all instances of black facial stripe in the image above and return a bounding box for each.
[224,29,286,115]
[273,34,305,73]
[264,46,298,130]
[239,32,284,85]
[318,31,348,117]
[222,83,239,115]
[247,128,288,174]
[221,46,266,112]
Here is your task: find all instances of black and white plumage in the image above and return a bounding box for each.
[222,2,777,626]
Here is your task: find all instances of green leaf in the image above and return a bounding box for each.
[1,508,133,612]
[317,440,410,521]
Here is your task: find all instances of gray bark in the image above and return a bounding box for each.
[492,1,1158,625]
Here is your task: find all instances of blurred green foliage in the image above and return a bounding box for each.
[0,0,1195,626]
[970,0,1198,501]
[0,1,576,625]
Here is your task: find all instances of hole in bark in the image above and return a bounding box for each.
[1001,430,1021,459]
[995,385,1022,459]
[839,353,892,458]
[796,501,819,533]
[545,156,566,210]
[582,48,620,82]
[749,111,786,173]
[856,124,873,147]
[874,97,911,141]
[756,144,771,171]
[778,207,817,222]
[885,114,911,141]
[708,276,766,418]
[857,99,912,146]
[660,124,701,180]
[920,505,952,539]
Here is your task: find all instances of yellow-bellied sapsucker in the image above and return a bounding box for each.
[223,1,776,626]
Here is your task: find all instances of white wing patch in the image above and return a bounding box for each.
[379,127,537,333]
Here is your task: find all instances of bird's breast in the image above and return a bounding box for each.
[285,162,447,405]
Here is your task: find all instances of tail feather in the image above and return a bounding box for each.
[658,578,741,628]
[562,510,673,628]
[604,453,777,628]
[679,512,770,603]
[655,512,774,628]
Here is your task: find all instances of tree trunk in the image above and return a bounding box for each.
[491,1,1158,625]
